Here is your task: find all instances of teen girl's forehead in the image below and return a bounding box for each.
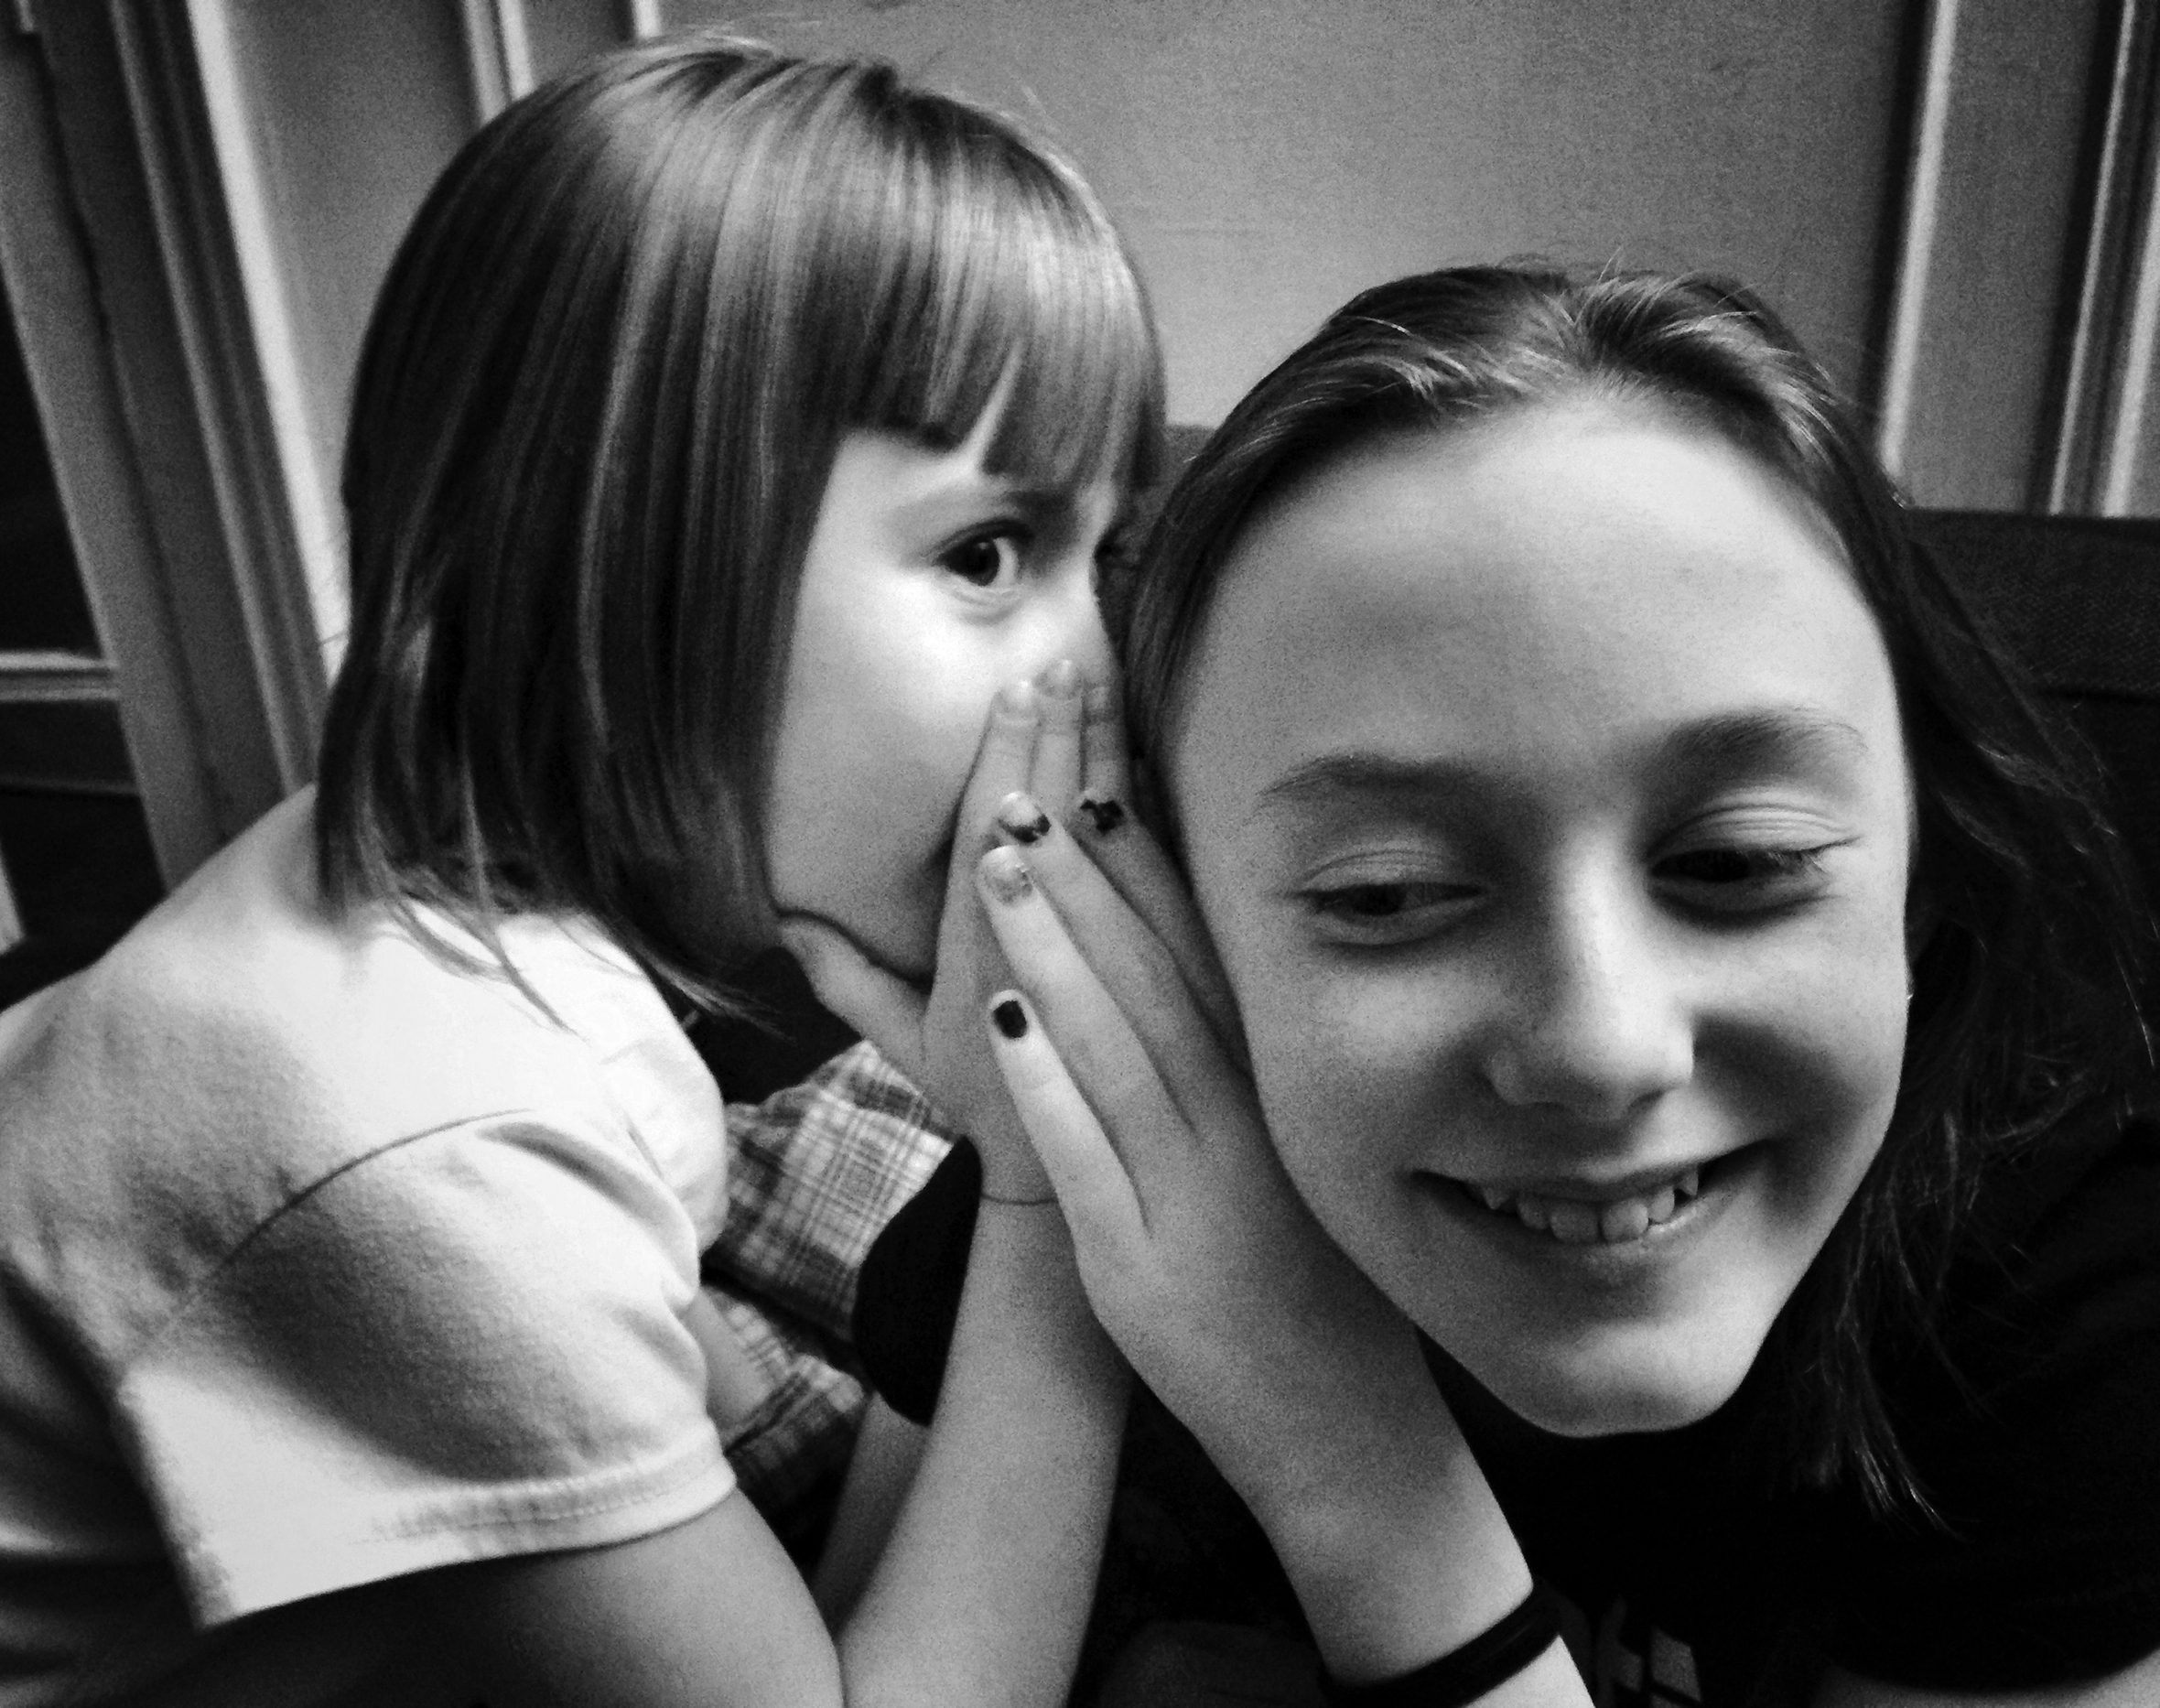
[1171,403,1908,817]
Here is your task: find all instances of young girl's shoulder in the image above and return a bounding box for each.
[0,788,727,1318]
[0,792,739,1642]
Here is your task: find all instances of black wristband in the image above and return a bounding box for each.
[1317,1584,1563,1707]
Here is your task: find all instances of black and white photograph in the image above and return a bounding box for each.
[0,3,2155,1703]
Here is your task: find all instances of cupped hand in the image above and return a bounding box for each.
[779,661,1110,1202]
[970,791,1446,1521]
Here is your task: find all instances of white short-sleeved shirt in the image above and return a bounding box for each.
[0,794,736,1704]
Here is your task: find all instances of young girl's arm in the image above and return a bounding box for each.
[409,680,1129,1706]
[794,671,1133,1681]
[421,1200,1121,1708]
[975,801,1591,1706]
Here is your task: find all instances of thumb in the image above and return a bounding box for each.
[775,915,930,1086]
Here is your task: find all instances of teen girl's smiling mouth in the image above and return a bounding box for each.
[1168,398,1917,1439]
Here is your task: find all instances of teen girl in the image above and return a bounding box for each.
[0,34,1162,1706]
[856,265,2160,1704]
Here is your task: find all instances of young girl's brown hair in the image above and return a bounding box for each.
[319,34,1161,1007]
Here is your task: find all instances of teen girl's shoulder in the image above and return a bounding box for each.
[1816,1097,2160,1689]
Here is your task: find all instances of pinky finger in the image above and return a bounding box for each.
[985,990,1143,1254]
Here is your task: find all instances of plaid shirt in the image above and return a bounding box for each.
[703,1041,956,1549]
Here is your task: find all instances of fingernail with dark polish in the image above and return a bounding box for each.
[1077,793,1126,836]
[981,846,1034,903]
[997,791,1053,845]
[992,997,1028,1039]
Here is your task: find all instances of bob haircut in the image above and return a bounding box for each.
[318,33,1163,1008]
[1114,265,2153,1510]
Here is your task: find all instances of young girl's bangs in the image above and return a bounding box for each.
[840,122,1165,496]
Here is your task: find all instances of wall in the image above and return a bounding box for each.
[192,0,2156,519]
[207,0,1915,429]
[684,0,1910,423]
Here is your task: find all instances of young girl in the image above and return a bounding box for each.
[860,265,2160,1704]
[0,34,1161,1705]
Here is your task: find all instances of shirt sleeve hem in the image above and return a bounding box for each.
[182,1434,738,1626]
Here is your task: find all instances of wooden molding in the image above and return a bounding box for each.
[2046,0,2160,514]
[105,1,327,787]
[460,0,535,123]
[184,0,351,666]
[1874,0,1960,483]
[5,4,339,881]
[0,18,229,881]
[0,653,117,705]
[1868,0,2148,513]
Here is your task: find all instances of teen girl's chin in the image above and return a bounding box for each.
[1379,1147,1808,1437]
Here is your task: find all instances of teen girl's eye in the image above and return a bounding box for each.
[1300,873,1482,946]
[1653,842,1839,913]
[938,526,1029,590]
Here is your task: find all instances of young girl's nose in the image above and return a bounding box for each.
[1482,878,1694,1122]
[1038,556,1117,682]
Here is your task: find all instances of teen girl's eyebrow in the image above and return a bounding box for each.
[1662,707,1871,781]
[1249,707,1872,824]
[1253,752,1486,822]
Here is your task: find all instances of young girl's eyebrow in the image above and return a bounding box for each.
[897,480,1082,535]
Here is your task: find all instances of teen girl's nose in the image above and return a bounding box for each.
[1482,875,1694,1122]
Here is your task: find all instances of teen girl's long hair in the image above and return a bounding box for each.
[1113,264,2155,1513]
[319,34,1161,1010]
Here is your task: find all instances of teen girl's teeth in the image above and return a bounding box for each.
[1461,1165,1704,1245]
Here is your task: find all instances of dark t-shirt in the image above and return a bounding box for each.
[853,1108,2160,1704]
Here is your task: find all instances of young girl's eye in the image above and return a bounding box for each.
[940,529,1027,590]
[1655,844,1834,911]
